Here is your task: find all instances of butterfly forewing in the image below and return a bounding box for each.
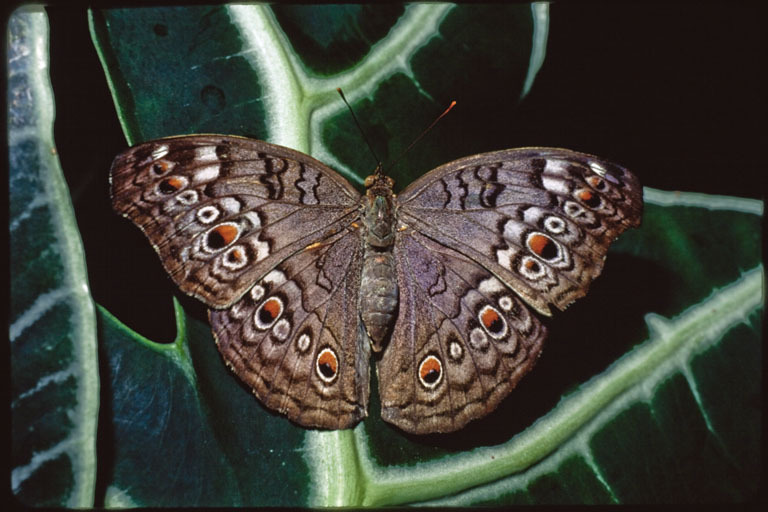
[397,147,643,315]
[110,135,361,308]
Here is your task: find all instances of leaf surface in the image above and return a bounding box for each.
[9,4,762,507]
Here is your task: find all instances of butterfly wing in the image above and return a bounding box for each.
[379,147,642,433]
[209,220,369,429]
[377,229,546,434]
[112,135,370,429]
[397,147,643,316]
[110,135,361,308]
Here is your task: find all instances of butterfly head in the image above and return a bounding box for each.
[364,170,394,197]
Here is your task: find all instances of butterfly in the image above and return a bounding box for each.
[110,134,642,434]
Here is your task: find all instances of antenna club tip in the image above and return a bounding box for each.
[450,100,457,107]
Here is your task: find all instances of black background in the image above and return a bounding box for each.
[48,4,765,197]
[45,3,765,339]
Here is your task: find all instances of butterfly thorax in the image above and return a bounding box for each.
[359,173,399,352]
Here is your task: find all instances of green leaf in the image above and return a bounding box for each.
[8,7,99,507]
[96,300,310,506]
[94,199,763,507]
[87,4,762,505]
[89,4,544,189]
[10,4,762,508]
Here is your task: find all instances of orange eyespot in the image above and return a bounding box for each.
[255,296,284,329]
[420,358,441,380]
[479,305,507,338]
[152,161,170,174]
[318,351,337,372]
[480,307,501,330]
[158,176,184,194]
[262,298,282,321]
[317,348,339,381]
[210,224,238,247]
[587,176,604,189]
[577,189,601,208]
[418,355,442,387]
[528,234,551,256]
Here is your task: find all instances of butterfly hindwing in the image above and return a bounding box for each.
[377,229,546,434]
[209,226,370,429]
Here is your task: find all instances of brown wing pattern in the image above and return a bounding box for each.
[378,229,546,434]
[209,226,369,429]
[397,147,642,315]
[112,135,642,434]
[110,135,361,307]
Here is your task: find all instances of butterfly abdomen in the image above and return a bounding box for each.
[360,250,398,352]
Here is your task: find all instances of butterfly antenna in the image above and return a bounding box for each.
[387,100,457,170]
[336,88,382,173]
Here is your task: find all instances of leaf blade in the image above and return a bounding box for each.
[9,7,99,507]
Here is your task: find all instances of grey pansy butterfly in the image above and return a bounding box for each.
[110,134,642,434]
